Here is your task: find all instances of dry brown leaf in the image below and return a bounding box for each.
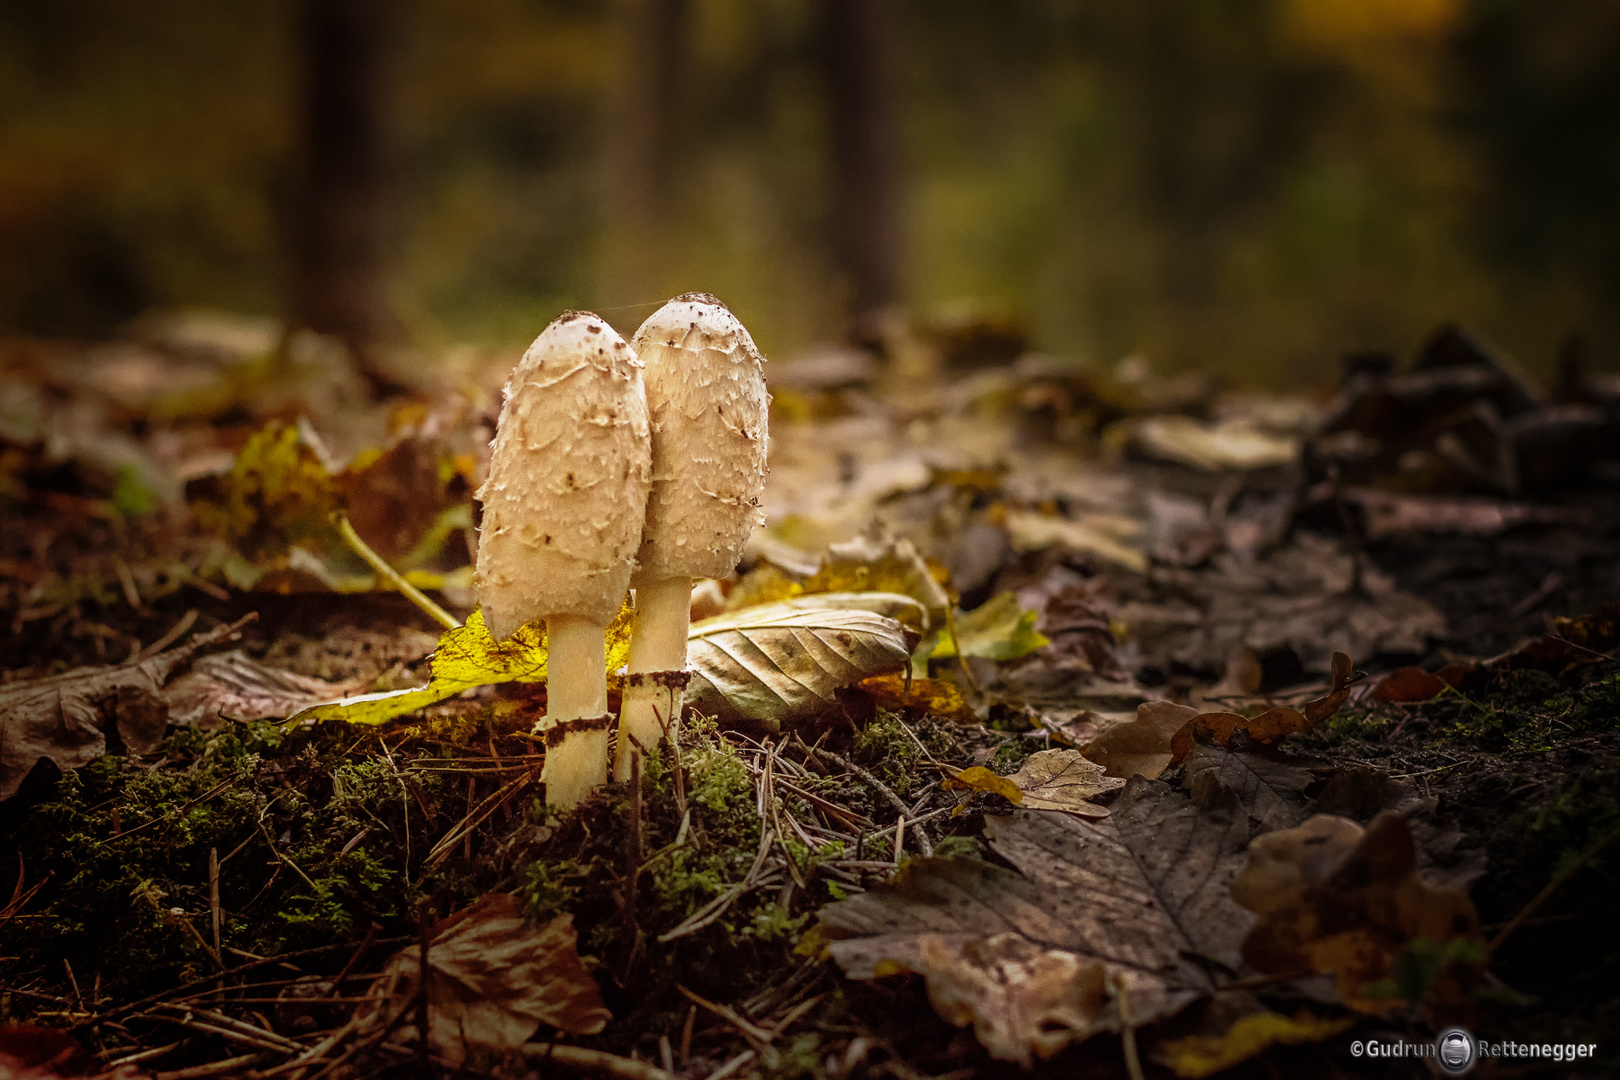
[1081,700,1198,780]
[1004,510,1149,574]
[1168,653,1358,759]
[685,603,911,728]
[1130,416,1298,472]
[913,933,1108,1064]
[163,650,369,728]
[0,616,252,800]
[1177,742,1313,835]
[820,779,1256,1064]
[360,895,608,1068]
[857,673,977,723]
[1113,537,1443,676]
[1371,667,1447,704]
[1231,812,1479,1012]
[1004,749,1123,817]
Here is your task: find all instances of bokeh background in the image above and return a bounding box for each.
[3,0,1619,386]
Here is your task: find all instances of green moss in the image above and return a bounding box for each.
[0,718,429,1004]
[1325,709,1394,743]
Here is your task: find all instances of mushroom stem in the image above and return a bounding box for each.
[614,576,692,781]
[540,614,610,808]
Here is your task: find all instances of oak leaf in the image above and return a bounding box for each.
[1003,749,1122,817]
[0,616,252,800]
[820,779,1256,1063]
[359,895,609,1068]
[1231,812,1479,1011]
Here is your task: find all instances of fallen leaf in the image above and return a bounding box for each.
[288,606,629,727]
[1081,700,1198,780]
[1037,579,1130,680]
[1130,416,1298,472]
[857,674,977,723]
[1371,667,1447,704]
[808,533,951,628]
[1168,653,1358,759]
[1177,743,1313,835]
[941,767,1023,804]
[685,603,911,727]
[0,616,252,800]
[1113,536,1442,677]
[928,591,1049,663]
[769,590,928,632]
[1341,487,1584,540]
[1231,812,1479,1012]
[338,433,457,562]
[820,779,1256,1063]
[359,895,608,1068]
[733,531,950,626]
[163,650,368,727]
[187,421,337,561]
[1004,749,1123,817]
[0,1025,89,1080]
[1157,1009,1353,1078]
[1005,510,1149,574]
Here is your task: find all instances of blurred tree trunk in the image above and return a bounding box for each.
[601,0,690,308]
[821,0,901,326]
[288,0,405,364]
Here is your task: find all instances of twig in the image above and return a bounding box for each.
[678,986,780,1068]
[658,829,776,943]
[423,772,534,867]
[136,609,200,661]
[1547,633,1620,665]
[815,747,933,857]
[334,512,460,631]
[154,1053,264,1080]
[523,1043,677,1080]
[1112,973,1144,1080]
[84,938,411,1029]
[813,749,909,817]
[702,1049,756,1080]
[209,847,222,959]
[680,1005,696,1066]
[104,1042,181,1068]
[1490,819,1620,956]
[63,959,84,1012]
[416,905,432,1075]
[944,604,982,694]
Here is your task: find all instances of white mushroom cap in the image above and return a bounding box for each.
[476,312,652,639]
[631,293,769,583]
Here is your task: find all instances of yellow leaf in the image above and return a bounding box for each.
[1159,1010,1353,1078]
[188,421,336,560]
[288,604,634,727]
[857,673,977,723]
[942,766,1023,804]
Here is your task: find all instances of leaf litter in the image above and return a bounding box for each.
[3,313,1620,1079]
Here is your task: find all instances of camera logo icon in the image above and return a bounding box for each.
[1436,1028,1475,1074]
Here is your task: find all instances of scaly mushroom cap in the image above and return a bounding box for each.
[631,293,769,582]
[476,312,652,638]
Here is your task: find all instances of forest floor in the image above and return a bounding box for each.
[1,314,1618,1080]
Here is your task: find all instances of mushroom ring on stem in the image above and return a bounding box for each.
[617,294,769,781]
[476,311,651,809]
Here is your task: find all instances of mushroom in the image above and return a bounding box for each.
[476,312,651,809]
[615,294,769,780]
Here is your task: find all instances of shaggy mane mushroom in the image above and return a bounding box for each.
[476,311,651,809]
[616,293,769,780]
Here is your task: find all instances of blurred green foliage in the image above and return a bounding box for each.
[1,0,1617,382]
